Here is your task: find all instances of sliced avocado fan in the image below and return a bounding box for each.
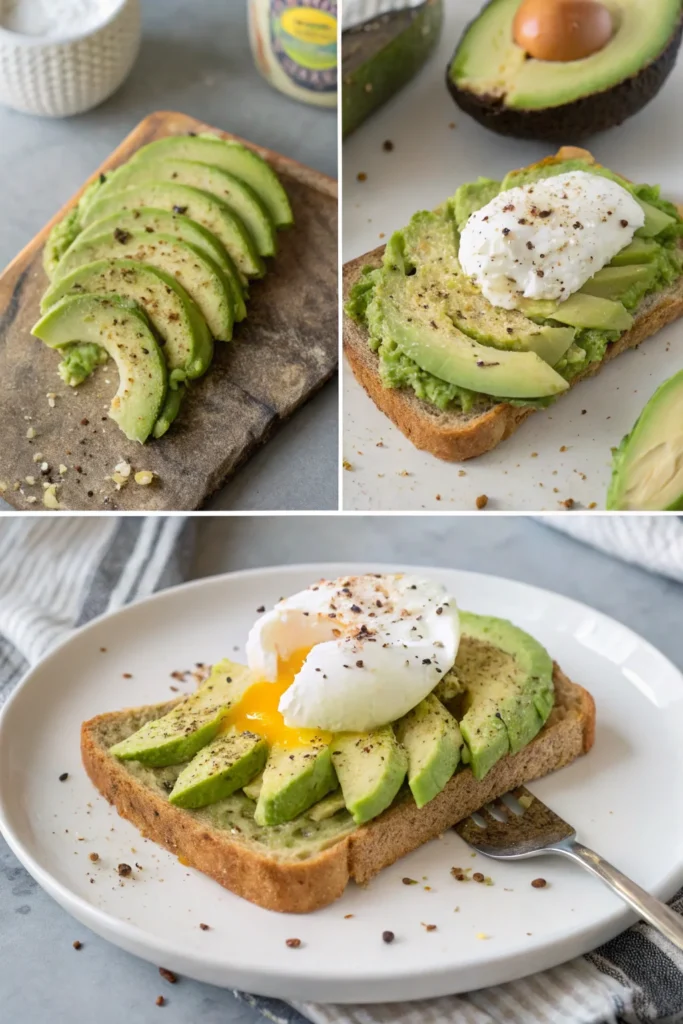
[77,208,247,322]
[52,231,235,343]
[81,182,264,280]
[31,295,167,445]
[607,368,683,511]
[456,612,554,780]
[109,660,254,766]
[96,158,276,258]
[42,259,213,382]
[395,694,462,809]
[111,133,293,229]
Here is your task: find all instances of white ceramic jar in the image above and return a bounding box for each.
[248,0,337,109]
[0,0,141,117]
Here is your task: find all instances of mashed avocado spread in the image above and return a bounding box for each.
[346,158,683,413]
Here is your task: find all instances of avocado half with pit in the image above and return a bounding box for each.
[447,0,683,141]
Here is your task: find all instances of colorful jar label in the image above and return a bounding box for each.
[269,2,337,94]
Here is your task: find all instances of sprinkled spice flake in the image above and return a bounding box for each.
[286,938,302,948]
[382,930,395,943]
[159,968,177,984]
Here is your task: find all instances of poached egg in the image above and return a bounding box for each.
[234,574,460,739]
[458,170,645,310]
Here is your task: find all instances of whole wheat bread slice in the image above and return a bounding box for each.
[343,148,683,461]
[81,665,595,914]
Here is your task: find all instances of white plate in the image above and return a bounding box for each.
[1,564,683,1003]
[342,0,683,511]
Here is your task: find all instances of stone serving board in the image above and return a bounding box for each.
[0,111,338,511]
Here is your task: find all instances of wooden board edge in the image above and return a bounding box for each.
[0,109,337,292]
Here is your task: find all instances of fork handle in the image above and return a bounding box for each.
[553,839,683,952]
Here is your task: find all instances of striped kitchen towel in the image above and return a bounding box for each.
[0,516,681,1024]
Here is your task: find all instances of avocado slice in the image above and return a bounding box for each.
[547,294,633,332]
[41,259,213,382]
[109,660,254,766]
[126,134,293,229]
[456,611,554,780]
[81,183,264,280]
[607,368,683,511]
[254,743,337,826]
[307,790,348,822]
[168,728,268,809]
[31,295,166,444]
[98,159,276,257]
[400,209,575,365]
[447,0,683,141]
[395,694,462,809]
[331,727,408,825]
[610,237,660,266]
[78,208,247,321]
[375,252,569,399]
[635,199,677,239]
[53,232,234,342]
[580,264,658,302]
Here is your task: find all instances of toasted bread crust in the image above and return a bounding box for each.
[343,149,683,461]
[81,665,594,913]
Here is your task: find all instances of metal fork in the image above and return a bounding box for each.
[454,787,683,951]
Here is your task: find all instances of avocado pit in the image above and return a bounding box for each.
[513,0,613,63]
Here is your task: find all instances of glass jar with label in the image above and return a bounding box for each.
[248,0,337,108]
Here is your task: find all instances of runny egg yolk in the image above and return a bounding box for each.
[222,647,332,749]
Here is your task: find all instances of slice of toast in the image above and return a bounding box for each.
[81,665,595,914]
[343,149,683,461]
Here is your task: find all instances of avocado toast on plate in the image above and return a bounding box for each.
[82,573,594,913]
[343,147,683,462]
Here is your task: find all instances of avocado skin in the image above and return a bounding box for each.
[446,8,683,142]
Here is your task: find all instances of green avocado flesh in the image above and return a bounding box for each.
[81,183,263,281]
[255,744,337,826]
[77,208,247,322]
[331,726,408,825]
[169,729,268,809]
[607,368,683,511]
[395,694,462,809]
[346,157,683,414]
[448,0,681,111]
[42,259,214,382]
[31,295,166,444]
[110,660,253,766]
[119,134,293,229]
[97,158,276,258]
[53,232,235,343]
[456,612,554,780]
[104,613,555,850]
[38,134,292,444]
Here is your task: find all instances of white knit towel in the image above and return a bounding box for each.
[543,516,683,584]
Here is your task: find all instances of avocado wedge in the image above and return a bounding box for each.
[98,159,276,257]
[169,728,268,809]
[109,660,253,766]
[78,208,247,322]
[126,134,293,229]
[376,254,569,400]
[456,612,554,780]
[41,259,213,382]
[331,727,408,825]
[395,694,462,809]
[254,743,337,826]
[31,295,166,444]
[53,232,234,342]
[81,183,264,280]
[607,368,683,511]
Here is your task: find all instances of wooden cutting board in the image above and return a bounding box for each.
[0,111,338,511]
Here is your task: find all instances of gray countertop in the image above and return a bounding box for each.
[2,514,682,1023]
[0,0,338,512]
